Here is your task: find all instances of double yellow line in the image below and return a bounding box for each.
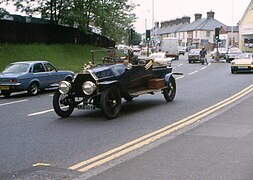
[68,83,253,172]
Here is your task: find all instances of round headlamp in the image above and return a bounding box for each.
[82,81,96,95]
[59,81,71,94]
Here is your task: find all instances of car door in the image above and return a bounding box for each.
[128,65,152,90]
[43,62,62,84]
[32,63,50,88]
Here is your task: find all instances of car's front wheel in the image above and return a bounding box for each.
[100,87,122,119]
[53,90,74,118]
[163,76,176,102]
[1,90,11,98]
[27,82,39,96]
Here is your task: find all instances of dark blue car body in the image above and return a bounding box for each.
[53,55,177,119]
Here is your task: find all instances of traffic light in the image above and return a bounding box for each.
[146,30,151,41]
[215,27,220,42]
[130,28,135,40]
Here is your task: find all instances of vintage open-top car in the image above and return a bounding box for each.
[53,49,179,119]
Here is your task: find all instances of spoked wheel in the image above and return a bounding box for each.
[1,90,11,98]
[100,87,122,119]
[163,76,176,102]
[28,83,39,96]
[53,90,74,118]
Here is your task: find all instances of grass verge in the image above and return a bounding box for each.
[0,43,113,73]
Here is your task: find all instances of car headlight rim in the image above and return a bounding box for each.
[82,81,96,95]
[59,81,71,94]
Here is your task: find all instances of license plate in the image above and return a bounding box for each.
[0,86,10,90]
[77,103,95,110]
[238,66,248,69]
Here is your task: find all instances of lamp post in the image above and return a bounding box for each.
[231,0,234,47]
[152,0,155,49]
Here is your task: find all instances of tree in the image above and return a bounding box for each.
[2,0,137,42]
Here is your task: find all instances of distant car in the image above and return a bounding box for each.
[0,61,74,97]
[188,49,202,63]
[231,53,253,74]
[132,46,141,52]
[225,47,243,63]
[149,52,173,66]
[178,46,186,55]
[210,48,227,59]
[140,47,152,56]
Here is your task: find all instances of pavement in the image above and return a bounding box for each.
[89,91,253,180]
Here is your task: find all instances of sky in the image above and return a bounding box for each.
[1,0,251,34]
[131,0,252,33]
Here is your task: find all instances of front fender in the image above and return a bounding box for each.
[98,80,123,92]
[164,73,174,86]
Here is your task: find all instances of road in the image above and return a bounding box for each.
[1,54,253,179]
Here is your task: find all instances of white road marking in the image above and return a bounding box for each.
[200,67,207,70]
[175,76,185,80]
[0,99,28,107]
[188,70,199,75]
[177,64,183,67]
[28,109,54,116]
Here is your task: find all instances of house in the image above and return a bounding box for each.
[219,25,239,49]
[239,0,253,52]
[177,11,226,50]
[156,11,227,50]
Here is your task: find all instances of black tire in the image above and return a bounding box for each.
[163,76,176,102]
[27,82,39,96]
[124,94,133,102]
[53,90,74,118]
[1,90,11,98]
[100,87,122,119]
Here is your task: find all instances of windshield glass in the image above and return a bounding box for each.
[3,63,29,73]
[189,49,201,54]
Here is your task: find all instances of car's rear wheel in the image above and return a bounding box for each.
[1,90,11,98]
[53,90,74,118]
[100,87,122,119]
[27,82,39,96]
[163,76,176,102]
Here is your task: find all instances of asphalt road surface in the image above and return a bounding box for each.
[1,54,253,180]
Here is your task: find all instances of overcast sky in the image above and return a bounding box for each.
[1,0,251,34]
[131,0,251,33]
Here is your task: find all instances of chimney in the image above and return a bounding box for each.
[164,21,170,27]
[182,16,190,23]
[155,22,159,28]
[194,13,202,21]
[170,20,176,26]
[175,18,182,25]
[207,11,215,19]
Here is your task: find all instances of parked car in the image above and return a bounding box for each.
[149,52,173,66]
[231,53,253,74]
[53,49,178,119]
[0,61,74,97]
[210,48,227,59]
[225,47,243,63]
[188,49,202,63]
